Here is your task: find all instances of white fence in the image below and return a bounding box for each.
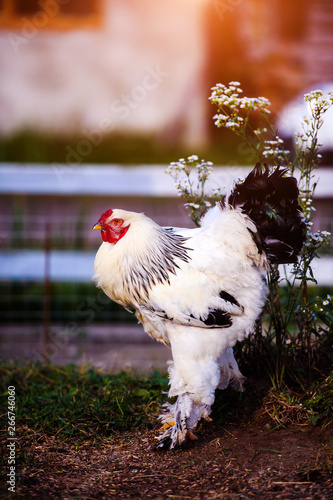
[1,164,332,284]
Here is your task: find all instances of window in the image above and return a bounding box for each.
[0,0,103,30]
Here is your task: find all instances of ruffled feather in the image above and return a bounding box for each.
[227,163,306,264]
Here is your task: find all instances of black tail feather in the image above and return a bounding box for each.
[227,163,306,264]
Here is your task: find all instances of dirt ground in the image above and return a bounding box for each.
[2,413,332,499]
[1,333,332,498]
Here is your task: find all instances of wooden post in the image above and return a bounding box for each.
[43,222,51,361]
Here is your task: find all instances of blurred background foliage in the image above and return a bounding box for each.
[0,129,250,165]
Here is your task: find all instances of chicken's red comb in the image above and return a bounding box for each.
[99,209,113,224]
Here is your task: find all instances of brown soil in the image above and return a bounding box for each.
[2,415,332,499]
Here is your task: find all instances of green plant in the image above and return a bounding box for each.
[0,363,169,441]
[263,370,333,428]
[166,82,333,390]
[166,155,217,227]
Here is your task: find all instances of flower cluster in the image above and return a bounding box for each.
[166,156,213,186]
[209,82,290,166]
[166,156,217,226]
[299,196,316,220]
[304,89,333,117]
[304,230,331,249]
[295,89,333,163]
[262,137,290,162]
[210,82,271,132]
[323,295,331,306]
[312,294,333,335]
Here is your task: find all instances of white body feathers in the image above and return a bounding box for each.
[94,204,268,447]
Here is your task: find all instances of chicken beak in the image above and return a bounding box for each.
[92,223,102,231]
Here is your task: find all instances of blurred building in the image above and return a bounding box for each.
[0,0,333,146]
[0,0,208,147]
[205,0,333,108]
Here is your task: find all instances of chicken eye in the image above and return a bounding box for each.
[112,218,123,227]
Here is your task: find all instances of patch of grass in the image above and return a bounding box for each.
[0,363,331,451]
[262,371,333,429]
[0,362,169,442]
[303,372,333,425]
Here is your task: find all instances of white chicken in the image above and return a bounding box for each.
[93,163,305,449]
